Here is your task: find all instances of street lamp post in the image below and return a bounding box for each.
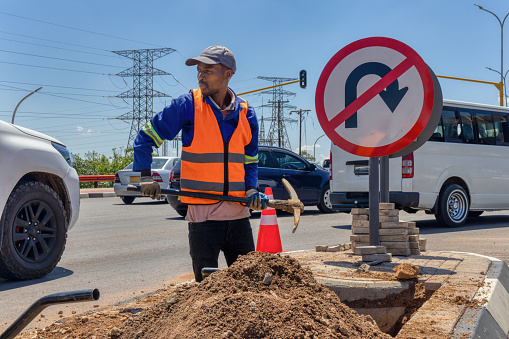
[486,67,509,104]
[475,4,509,106]
[313,134,325,162]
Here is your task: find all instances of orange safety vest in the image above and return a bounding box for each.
[180,89,252,204]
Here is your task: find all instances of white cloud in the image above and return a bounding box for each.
[77,126,94,136]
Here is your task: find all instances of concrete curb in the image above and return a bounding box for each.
[450,253,509,338]
[80,192,117,199]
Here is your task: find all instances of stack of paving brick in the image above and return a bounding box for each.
[350,203,421,256]
[354,245,391,262]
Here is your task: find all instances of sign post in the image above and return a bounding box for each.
[315,37,442,246]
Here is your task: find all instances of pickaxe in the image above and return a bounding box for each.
[127,178,304,232]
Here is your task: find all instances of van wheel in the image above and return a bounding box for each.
[318,183,334,213]
[435,184,469,227]
[0,182,67,280]
[121,196,135,204]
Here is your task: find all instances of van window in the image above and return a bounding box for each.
[442,110,462,143]
[494,114,509,146]
[459,111,475,144]
[475,112,496,145]
[428,117,444,141]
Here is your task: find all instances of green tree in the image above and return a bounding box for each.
[299,149,315,162]
[74,148,134,188]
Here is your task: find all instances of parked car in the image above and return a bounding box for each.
[167,146,333,217]
[114,157,179,204]
[0,120,80,280]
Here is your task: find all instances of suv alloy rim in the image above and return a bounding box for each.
[12,200,57,263]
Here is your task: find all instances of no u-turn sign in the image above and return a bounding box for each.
[315,37,441,157]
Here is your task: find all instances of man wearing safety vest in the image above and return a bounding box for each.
[132,46,268,282]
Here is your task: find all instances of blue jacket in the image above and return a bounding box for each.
[133,89,259,188]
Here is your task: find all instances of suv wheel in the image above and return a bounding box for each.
[317,183,334,213]
[0,182,67,280]
[121,196,135,204]
[435,184,469,227]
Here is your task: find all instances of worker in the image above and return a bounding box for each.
[132,46,268,282]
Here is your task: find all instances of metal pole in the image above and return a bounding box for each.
[380,155,389,203]
[475,5,509,106]
[368,157,380,246]
[313,134,325,162]
[299,110,302,156]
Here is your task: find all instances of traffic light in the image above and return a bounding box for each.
[299,70,307,89]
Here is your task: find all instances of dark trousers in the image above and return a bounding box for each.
[188,217,255,282]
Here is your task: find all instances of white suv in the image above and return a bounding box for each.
[0,121,80,280]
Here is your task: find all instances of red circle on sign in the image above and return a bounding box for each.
[315,37,435,157]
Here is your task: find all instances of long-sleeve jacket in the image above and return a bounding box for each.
[133,89,259,189]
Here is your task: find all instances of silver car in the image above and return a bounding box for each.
[0,120,80,280]
[114,157,179,204]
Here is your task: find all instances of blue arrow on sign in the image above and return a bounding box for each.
[345,62,408,128]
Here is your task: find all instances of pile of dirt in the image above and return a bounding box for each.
[393,264,419,280]
[27,252,392,339]
[117,252,390,339]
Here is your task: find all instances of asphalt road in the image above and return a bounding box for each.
[1,196,509,334]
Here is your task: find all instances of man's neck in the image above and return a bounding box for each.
[210,87,230,110]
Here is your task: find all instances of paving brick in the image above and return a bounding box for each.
[381,241,410,249]
[408,235,419,242]
[407,227,419,235]
[379,215,399,222]
[409,241,419,249]
[351,208,369,215]
[352,214,369,221]
[351,226,370,234]
[352,241,369,249]
[354,245,387,255]
[362,253,392,262]
[350,235,369,242]
[379,203,395,210]
[410,248,421,255]
[380,235,409,242]
[379,209,399,216]
[387,248,411,256]
[379,228,408,236]
[327,245,342,252]
[352,220,369,227]
[407,221,416,228]
[315,245,328,252]
[380,221,408,228]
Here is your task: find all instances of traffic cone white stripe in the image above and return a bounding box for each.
[261,213,278,226]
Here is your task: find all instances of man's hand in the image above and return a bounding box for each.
[246,189,269,210]
[140,176,161,200]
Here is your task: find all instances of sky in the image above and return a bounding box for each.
[1,0,509,163]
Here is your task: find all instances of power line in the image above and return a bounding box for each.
[0,83,127,107]
[0,49,124,68]
[0,60,109,75]
[0,11,163,47]
[0,80,118,92]
[0,30,107,51]
[0,36,119,58]
[0,88,118,97]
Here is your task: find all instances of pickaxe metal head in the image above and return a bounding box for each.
[265,178,304,233]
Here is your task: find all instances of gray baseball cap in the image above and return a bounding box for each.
[185,46,236,73]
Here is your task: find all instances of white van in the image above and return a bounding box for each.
[330,99,509,227]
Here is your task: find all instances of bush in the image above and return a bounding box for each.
[73,148,134,188]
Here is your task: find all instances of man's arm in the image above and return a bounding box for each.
[133,93,192,176]
[244,105,259,189]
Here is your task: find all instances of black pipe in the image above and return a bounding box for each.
[0,289,100,339]
[201,267,222,279]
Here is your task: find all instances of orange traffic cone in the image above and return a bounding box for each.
[256,187,282,253]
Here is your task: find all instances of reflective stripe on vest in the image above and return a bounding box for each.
[181,89,252,204]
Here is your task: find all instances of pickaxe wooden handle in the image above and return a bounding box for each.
[127,178,304,232]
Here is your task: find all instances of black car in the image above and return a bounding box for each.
[167,146,333,217]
